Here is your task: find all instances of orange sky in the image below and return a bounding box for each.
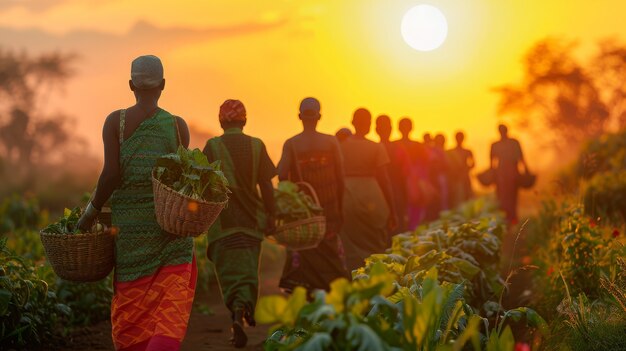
[1,0,625,169]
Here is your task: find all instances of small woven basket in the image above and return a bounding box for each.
[477,168,495,186]
[517,171,537,189]
[273,216,326,251]
[152,172,227,237]
[272,182,326,251]
[40,230,114,282]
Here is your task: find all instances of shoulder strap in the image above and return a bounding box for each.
[289,139,303,182]
[119,109,126,145]
[208,137,237,188]
[172,115,181,147]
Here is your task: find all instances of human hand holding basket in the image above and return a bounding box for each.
[39,207,114,282]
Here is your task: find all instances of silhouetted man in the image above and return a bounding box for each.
[376,115,403,234]
[490,124,528,223]
[448,131,475,207]
[278,97,350,292]
[394,118,429,229]
[340,108,396,270]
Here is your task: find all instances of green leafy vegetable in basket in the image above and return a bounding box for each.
[154,145,230,202]
[274,181,323,226]
[42,207,106,234]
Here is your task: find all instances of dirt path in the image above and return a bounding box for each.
[180,271,282,351]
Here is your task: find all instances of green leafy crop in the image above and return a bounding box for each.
[257,199,548,350]
[274,181,323,225]
[41,207,84,235]
[0,237,71,348]
[154,145,230,202]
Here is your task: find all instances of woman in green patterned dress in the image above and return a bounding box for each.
[77,55,196,351]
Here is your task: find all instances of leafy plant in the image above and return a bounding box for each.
[256,198,549,350]
[362,199,506,306]
[584,170,626,223]
[0,194,44,234]
[551,267,626,351]
[41,207,107,235]
[2,227,47,263]
[257,263,545,351]
[577,129,626,179]
[154,145,230,202]
[527,197,626,349]
[274,181,323,225]
[258,264,479,351]
[399,269,481,351]
[0,237,71,348]
[533,205,625,309]
[41,207,83,234]
[55,277,113,326]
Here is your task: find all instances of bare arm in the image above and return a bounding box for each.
[490,144,496,169]
[467,150,475,169]
[91,111,122,210]
[259,179,275,234]
[258,142,277,234]
[517,140,528,173]
[277,140,291,181]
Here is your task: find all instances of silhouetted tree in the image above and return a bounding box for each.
[0,48,77,164]
[592,39,626,129]
[494,38,626,149]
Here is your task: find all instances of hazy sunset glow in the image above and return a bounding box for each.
[2,0,625,167]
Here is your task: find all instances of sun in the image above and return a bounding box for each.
[401,4,448,52]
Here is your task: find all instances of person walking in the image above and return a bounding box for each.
[77,55,196,351]
[278,97,350,292]
[203,99,276,348]
[490,124,528,223]
[340,108,397,271]
[395,118,431,230]
[448,131,475,207]
[376,115,404,235]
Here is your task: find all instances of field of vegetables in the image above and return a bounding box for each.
[253,131,626,351]
[0,130,625,350]
[256,199,549,350]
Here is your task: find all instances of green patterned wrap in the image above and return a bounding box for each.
[111,108,194,282]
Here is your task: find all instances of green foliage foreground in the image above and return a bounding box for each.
[0,196,113,349]
[256,199,547,350]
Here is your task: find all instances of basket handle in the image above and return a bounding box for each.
[296,181,321,207]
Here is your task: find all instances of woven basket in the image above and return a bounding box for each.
[40,230,114,282]
[152,172,227,237]
[273,216,326,251]
[477,168,495,186]
[517,171,537,189]
[272,182,326,251]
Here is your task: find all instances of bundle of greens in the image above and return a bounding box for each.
[154,145,230,203]
[274,181,323,226]
[42,207,105,234]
